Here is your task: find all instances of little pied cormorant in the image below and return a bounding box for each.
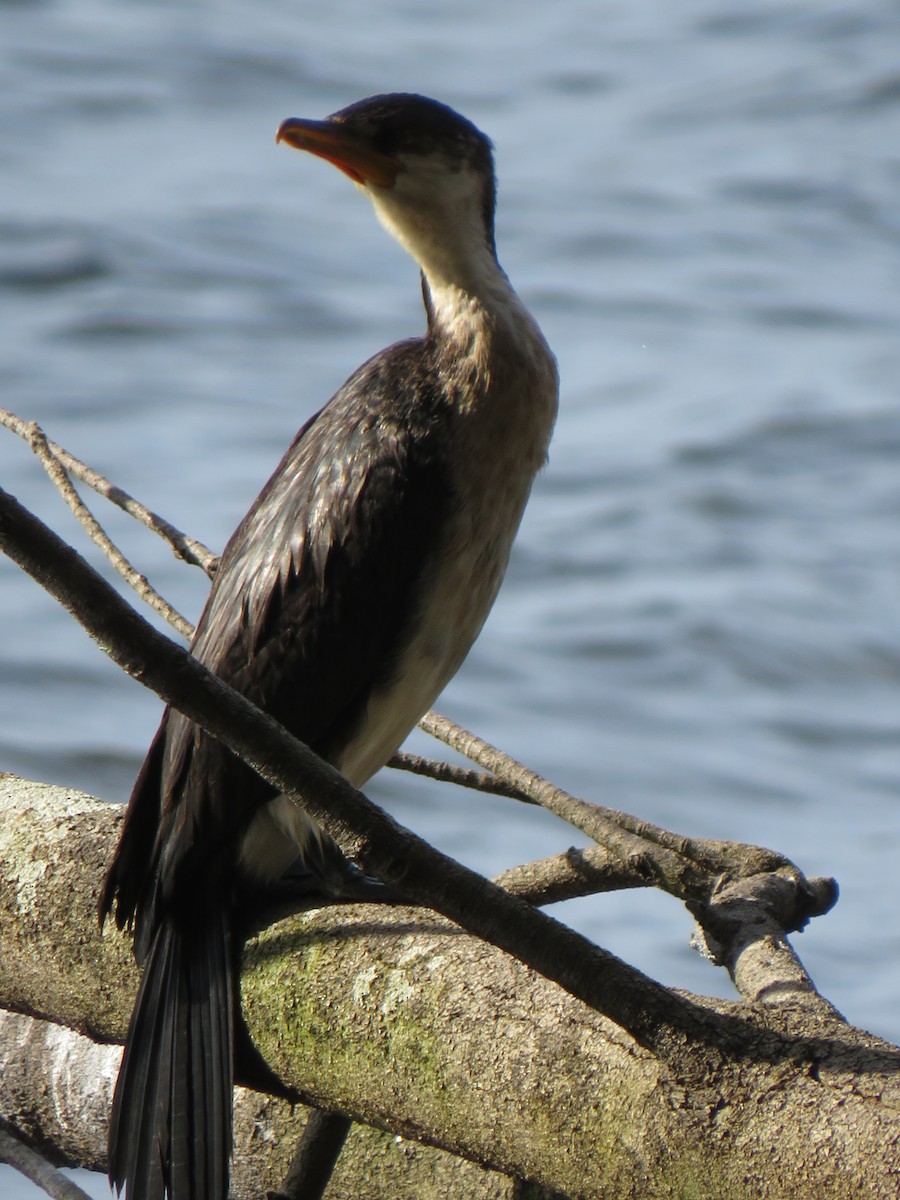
[100,92,559,1200]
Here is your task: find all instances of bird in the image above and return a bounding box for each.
[99,92,558,1200]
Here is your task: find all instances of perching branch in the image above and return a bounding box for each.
[0,482,781,1066]
[2,781,898,1200]
[0,463,888,1198]
[2,404,824,945]
[0,452,841,1030]
[0,411,838,1034]
[0,394,846,1045]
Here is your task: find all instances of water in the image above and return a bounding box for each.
[2,2,899,1195]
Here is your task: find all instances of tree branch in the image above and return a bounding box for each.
[2,782,899,1200]
[6,405,830,979]
[493,845,646,905]
[0,483,768,1066]
[0,407,218,578]
[418,712,835,919]
[22,420,194,638]
[388,749,535,804]
[0,1003,517,1200]
[0,1122,94,1200]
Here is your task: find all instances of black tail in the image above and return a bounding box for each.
[108,910,234,1200]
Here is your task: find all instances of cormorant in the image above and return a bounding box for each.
[100,92,558,1200]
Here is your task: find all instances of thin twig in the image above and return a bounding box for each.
[417,713,838,1004]
[0,407,218,578]
[0,1122,94,1200]
[388,749,536,803]
[418,712,799,903]
[493,845,647,905]
[23,421,194,639]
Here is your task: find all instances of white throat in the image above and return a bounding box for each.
[367,158,509,294]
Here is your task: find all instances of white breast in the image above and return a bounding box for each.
[339,289,558,787]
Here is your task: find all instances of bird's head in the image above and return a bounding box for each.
[277,93,499,294]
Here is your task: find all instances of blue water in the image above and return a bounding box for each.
[3,2,900,1195]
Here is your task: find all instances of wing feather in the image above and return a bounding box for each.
[105,337,453,926]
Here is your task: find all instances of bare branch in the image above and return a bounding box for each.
[416,717,840,1014]
[20,420,195,639]
[0,407,218,578]
[272,1112,352,1200]
[0,482,760,1061]
[418,711,824,902]
[388,749,535,803]
[0,422,870,1194]
[1,790,895,1200]
[493,845,647,905]
[0,1123,94,1200]
[0,454,840,1038]
[689,871,841,1016]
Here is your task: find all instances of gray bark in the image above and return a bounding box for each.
[2,776,900,1199]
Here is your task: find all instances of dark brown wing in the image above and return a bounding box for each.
[102,338,453,938]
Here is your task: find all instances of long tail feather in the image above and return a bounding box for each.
[108,912,234,1200]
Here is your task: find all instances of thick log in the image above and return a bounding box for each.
[1,776,899,1199]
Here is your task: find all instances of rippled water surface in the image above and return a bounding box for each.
[3,2,900,1195]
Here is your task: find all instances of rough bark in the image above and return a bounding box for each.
[2,776,900,1199]
[0,1010,515,1200]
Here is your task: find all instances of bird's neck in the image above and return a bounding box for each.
[367,186,555,408]
[369,191,520,344]
[424,267,510,341]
